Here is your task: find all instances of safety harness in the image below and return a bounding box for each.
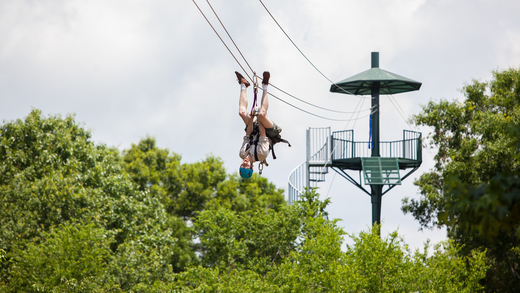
[245,74,291,174]
[245,121,291,174]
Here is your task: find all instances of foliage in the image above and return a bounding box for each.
[8,223,115,291]
[123,137,227,219]
[0,110,193,291]
[195,205,301,274]
[209,173,286,213]
[402,67,520,291]
[177,190,487,292]
[121,137,285,218]
[403,67,520,232]
[0,109,490,292]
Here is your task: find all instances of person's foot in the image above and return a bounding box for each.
[235,71,250,87]
[262,71,270,85]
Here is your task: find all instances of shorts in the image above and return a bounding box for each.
[244,121,282,138]
[266,123,282,138]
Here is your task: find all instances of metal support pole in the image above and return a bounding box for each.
[371,185,383,226]
[370,52,382,229]
[371,53,380,159]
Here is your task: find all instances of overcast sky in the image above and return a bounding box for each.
[2,0,520,250]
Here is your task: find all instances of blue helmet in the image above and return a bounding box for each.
[239,167,253,179]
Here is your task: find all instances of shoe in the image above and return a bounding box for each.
[235,71,250,87]
[262,71,270,85]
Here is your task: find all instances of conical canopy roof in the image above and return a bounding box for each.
[330,52,421,95]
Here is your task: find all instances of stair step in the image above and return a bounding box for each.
[361,157,401,185]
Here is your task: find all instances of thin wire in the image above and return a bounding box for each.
[392,96,409,123]
[258,0,354,96]
[382,84,435,159]
[387,96,408,126]
[205,0,255,77]
[351,95,367,129]
[195,0,369,121]
[191,0,253,82]
[325,172,337,198]
[317,95,369,185]
[268,92,373,122]
[266,81,372,114]
[388,95,435,159]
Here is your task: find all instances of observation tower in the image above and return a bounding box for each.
[288,52,422,226]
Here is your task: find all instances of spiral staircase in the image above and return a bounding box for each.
[287,127,332,204]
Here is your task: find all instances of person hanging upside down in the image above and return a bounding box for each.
[236,71,288,179]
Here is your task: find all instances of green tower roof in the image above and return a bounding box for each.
[330,53,422,95]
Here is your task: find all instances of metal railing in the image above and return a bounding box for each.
[288,127,332,204]
[288,128,421,204]
[287,162,306,204]
[331,130,422,161]
[307,127,331,163]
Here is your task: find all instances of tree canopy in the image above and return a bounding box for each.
[402,67,520,291]
[0,110,193,290]
[0,109,488,292]
[121,136,286,218]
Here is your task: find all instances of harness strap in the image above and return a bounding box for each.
[253,133,260,162]
[254,146,259,162]
[246,131,261,162]
[250,74,258,116]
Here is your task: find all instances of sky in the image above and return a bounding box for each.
[1,0,520,251]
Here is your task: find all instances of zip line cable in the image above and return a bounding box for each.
[258,0,354,96]
[269,92,374,122]
[317,95,369,183]
[204,0,364,116]
[204,0,365,112]
[204,0,255,77]
[192,0,253,82]
[265,79,372,114]
[321,97,369,191]
[193,0,371,121]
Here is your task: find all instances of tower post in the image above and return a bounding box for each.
[370,52,382,227]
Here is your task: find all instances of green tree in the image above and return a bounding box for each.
[209,173,286,213]
[121,137,285,218]
[8,223,115,291]
[176,190,487,292]
[402,67,520,291]
[194,205,301,274]
[0,110,194,291]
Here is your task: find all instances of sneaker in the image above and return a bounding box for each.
[262,71,270,85]
[235,71,250,87]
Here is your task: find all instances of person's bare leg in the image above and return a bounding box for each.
[236,71,251,126]
[245,115,255,136]
[257,71,274,129]
[239,87,251,126]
